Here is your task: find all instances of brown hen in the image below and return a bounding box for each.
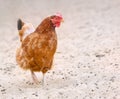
[16,13,63,84]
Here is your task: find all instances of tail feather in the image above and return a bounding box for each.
[17,19,24,30]
[17,19,35,42]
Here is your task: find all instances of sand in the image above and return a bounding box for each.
[0,0,120,99]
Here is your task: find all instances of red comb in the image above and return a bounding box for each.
[55,12,62,18]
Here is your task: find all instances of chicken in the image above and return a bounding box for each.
[17,19,35,42]
[16,13,63,84]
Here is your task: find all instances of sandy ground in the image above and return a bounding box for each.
[0,0,120,99]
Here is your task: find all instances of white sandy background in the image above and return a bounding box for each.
[0,0,120,99]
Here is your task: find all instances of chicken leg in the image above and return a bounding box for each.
[42,73,45,86]
[31,71,39,84]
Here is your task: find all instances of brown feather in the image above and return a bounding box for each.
[16,16,57,74]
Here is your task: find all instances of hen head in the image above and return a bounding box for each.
[50,13,64,27]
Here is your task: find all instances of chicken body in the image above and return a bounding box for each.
[16,15,63,84]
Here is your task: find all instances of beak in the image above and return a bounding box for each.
[61,19,64,23]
